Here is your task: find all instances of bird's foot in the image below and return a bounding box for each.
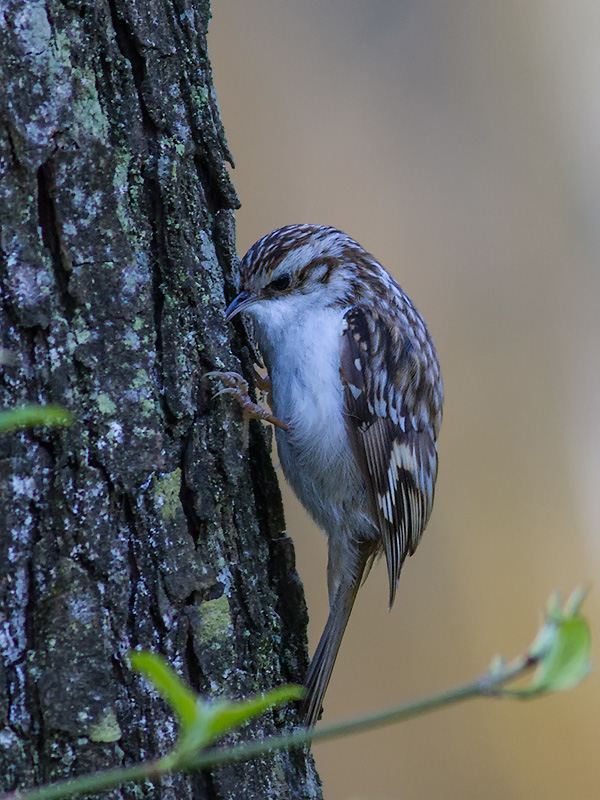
[204,371,290,432]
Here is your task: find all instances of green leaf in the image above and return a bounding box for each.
[178,685,305,761]
[129,651,197,729]
[0,404,73,432]
[130,650,303,763]
[564,585,588,617]
[504,588,591,697]
[526,617,591,694]
[203,685,304,743]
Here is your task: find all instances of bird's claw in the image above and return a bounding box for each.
[204,371,289,432]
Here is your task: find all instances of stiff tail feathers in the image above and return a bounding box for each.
[301,567,365,727]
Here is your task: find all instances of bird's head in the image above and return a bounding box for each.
[225,224,380,323]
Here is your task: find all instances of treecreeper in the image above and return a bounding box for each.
[209,224,443,727]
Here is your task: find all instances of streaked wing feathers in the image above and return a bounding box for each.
[340,305,441,607]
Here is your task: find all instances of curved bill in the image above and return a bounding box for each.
[225,291,257,321]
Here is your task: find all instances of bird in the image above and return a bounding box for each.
[213,224,443,727]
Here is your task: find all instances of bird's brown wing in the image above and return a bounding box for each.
[340,305,441,607]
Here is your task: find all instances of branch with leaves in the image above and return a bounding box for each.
[3,588,591,800]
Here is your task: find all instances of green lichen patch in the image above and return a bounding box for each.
[153,468,182,521]
[96,392,116,416]
[88,708,122,743]
[196,594,232,645]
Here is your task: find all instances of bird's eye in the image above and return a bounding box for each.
[267,274,291,292]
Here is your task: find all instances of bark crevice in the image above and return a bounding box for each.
[36,159,74,321]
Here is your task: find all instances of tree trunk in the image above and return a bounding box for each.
[0,1,321,797]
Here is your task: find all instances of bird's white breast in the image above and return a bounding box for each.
[254,297,348,454]
[249,295,361,532]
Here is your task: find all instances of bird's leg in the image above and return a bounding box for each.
[204,371,290,432]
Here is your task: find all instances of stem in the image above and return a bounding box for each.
[187,664,523,770]
[2,657,532,800]
[2,759,168,800]
[187,680,482,771]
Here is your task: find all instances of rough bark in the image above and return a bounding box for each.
[0,1,321,797]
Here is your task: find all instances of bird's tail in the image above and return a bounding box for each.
[301,557,368,727]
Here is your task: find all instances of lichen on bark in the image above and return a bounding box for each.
[0,0,321,797]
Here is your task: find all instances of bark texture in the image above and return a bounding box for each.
[0,1,321,797]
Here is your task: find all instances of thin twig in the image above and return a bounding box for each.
[2,655,535,800]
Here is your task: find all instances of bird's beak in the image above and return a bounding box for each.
[225,291,257,321]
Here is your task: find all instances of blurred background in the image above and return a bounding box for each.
[209,3,600,798]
